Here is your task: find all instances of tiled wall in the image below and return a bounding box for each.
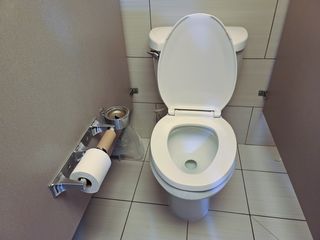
[120,0,290,145]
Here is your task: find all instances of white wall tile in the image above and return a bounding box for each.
[150,0,277,58]
[222,106,252,144]
[266,0,290,58]
[130,102,156,138]
[230,59,274,107]
[120,0,150,57]
[246,107,275,145]
[128,57,162,103]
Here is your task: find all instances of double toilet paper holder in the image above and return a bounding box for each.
[48,106,129,198]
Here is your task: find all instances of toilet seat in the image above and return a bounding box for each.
[157,13,237,115]
[151,13,238,193]
[151,113,237,192]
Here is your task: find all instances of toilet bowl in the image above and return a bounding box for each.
[149,13,248,221]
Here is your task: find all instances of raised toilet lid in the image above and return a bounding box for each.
[158,13,237,114]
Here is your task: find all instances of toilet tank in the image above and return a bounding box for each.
[148,26,248,74]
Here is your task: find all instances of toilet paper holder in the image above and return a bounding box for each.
[49,106,130,198]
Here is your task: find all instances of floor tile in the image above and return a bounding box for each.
[235,147,241,169]
[209,170,248,214]
[243,171,305,220]
[73,199,130,240]
[252,216,313,240]
[134,162,168,205]
[145,144,151,162]
[188,211,253,240]
[122,202,187,240]
[94,160,143,200]
[239,144,286,173]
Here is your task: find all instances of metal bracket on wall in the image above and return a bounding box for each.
[48,106,130,198]
[258,90,268,98]
[129,88,138,96]
[48,118,116,198]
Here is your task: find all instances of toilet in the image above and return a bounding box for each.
[149,13,248,221]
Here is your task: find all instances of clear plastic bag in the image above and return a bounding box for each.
[111,125,145,161]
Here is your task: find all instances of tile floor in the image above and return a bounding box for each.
[73,140,313,240]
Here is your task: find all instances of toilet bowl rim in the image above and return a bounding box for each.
[150,160,235,200]
[150,114,237,191]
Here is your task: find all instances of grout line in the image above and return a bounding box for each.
[186,221,189,240]
[208,209,250,217]
[242,57,276,60]
[242,169,287,174]
[244,107,254,144]
[148,0,152,29]
[264,0,279,58]
[92,196,131,203]
[237,145,243,170]
[251,214,306,222]
[131,155,147,202]
[132,200,169,207]
[126,56,276,60]
[238,151,256,240]
[120,146,147,240]
[120,201,133,240]
[126,56,152,59]
[239,143,276,147]
[249,216,256,240]
[131,102,271,110]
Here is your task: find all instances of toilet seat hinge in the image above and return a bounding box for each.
[168,108,175,116]
[213,110,221,118]
[168,108,221,118]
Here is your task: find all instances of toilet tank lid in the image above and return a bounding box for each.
[149,26,248,53]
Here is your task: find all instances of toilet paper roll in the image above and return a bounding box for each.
[70,148,111,193]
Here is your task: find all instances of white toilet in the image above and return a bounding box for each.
[149,13,248,221]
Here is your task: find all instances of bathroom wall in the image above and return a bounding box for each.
[120,0,290,145]
[0,1,130,239]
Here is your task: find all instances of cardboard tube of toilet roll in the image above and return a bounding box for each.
[97,128,116,153]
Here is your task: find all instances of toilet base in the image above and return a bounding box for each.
[169,195,209,221]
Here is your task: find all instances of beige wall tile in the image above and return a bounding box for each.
[128,58,162,103]
[222,106,252,144]
[150,0,277,58]
[230,59,274,107]
[266,0,290,58]
[120,0,150,57]
[246,107,275,145]
[130,102,156,138]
